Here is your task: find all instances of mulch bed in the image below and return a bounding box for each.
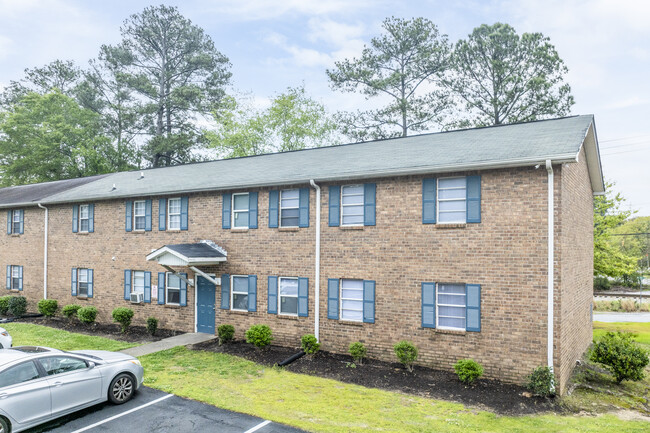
[11,315,183,343]
[191,339,559,416]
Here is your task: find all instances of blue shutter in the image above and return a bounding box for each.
[299,188,310,228]
[363,183,376,226]
[249,192,258,229]
[362,280,375,323]
[268,276,278,314]
[158,199,167,231]
[328,186,340,227]
[6,266,10,289]
[222,194,231,229]
[327,278,339,319]
[421,282,436,328]
[124,270,131,300]
[72,205,79,233]
[180,196,189,230]
[248,275,257,311]
[144,271,151,303]
[466,284,481,332]
[157,273,165,304]
[180,273,187,306]
[6,211,11,234]
[18,210,23,234]
[298,277,309,317]
[221,274,230,309]
[125,201,132,232]
[422,178,436,224]
[269,190,279,228]
[466,175,481,223]
[17,266,23,291]
[71,268,77,296]
[87,269,93,298]
[145,200,152,231]
[88,204,94,233]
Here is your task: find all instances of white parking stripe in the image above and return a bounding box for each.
[243,420,272,433]
[70,394,174,433]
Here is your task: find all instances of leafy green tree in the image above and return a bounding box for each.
[327,17,451,141]
[610,216,650,271]
[104,5,231,167]
[446,23,574,127]
[0,91,115,186]
[0,60,82,107]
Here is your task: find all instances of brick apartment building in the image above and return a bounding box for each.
[0,115,604,393]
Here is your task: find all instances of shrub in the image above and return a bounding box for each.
[62,304,82,319]
[349,342,367,365]
[610,299,622,312]
[112,307,134,333]
[37,299,58,317]
[621,299,637,312]
[77,306,97,324]
[218,324,235,345]
[590,331,649,383]
[454,359,484,385]
[146,317,158,336]
[394,340,418,372]
[593,276,611,291]
[245,324,273,349]
[526,366,556,397]
[301,334,320,355]
[0,295,11,315]
[640,303,650,312]
[8,296,27,317]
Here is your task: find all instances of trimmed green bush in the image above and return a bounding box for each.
[112,307,134,333]
[37,299,58,317]
[301,334,320,355]
[349,342,367,365]
[245,324,273,349]
[62,304,82,319]
[8,296,27,317]
[590,331,649,383]
[454,359,484,385]
[0,295,11,316]
[218,324,235,345]
[394,340,418,372]
[77,306,97,324]
[526,366,556,397]
[146,317,158,336]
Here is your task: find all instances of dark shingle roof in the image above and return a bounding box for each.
[0,175,108,208]
[166,243,226,259]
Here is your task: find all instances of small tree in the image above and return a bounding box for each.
[590,332,649,383]
[394,341,418,372]
[526,366,556,397]
[112,307,134,333]
[38,299,58,317]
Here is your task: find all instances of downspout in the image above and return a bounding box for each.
[545,160,555,383]
[309,179,321,342]
[37,203,48,299]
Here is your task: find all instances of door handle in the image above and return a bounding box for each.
[53,381,63,387]
[0,392,7,399]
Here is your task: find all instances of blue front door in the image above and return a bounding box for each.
[196,276,216,334]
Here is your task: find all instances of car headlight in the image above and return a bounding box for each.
[129,359,142,367]
[0,332,8,337]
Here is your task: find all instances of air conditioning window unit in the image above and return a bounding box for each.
[130,292,144,303]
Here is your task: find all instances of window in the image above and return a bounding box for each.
[38,357,88,376]
[232,193,249,228]
[78,204,89,232]
[279,277,298,315]
[166,273,181,305]
[231,275,249,311]
[77,269,89,297]
[340,279,363,321]
[132,271,145,294]
[10,266,21,290]
[12,210,21,234]
[437,283,466,330]
[168,198,181,230]
[133,201,146,231]
[341,185,364,226]
[280,190,299,227]
[437,177,466,223]
[0,361,40,388]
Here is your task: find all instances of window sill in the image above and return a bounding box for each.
[9,289,21,293]
[230,228,249,233]
[10,234,21,237]
[337,319,364,327]
[166,229,182,232]
[227,309,251,315]
[164,304,181,309]
[277,314,299,320]
[76,232,90,236]
[339,225,364,230]
[426,328,467,335]
[435,223,467,229]
[278,227,299,232]
[129,230,146,235]
[76,296,91,301]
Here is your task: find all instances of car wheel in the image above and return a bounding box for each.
[108,373,135,404]
[0,416,9,433]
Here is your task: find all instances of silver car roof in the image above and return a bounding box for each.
[0,346,61,368]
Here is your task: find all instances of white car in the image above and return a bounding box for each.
[0,346,144,433]
[0,328,10,349]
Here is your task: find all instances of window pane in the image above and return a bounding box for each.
[439,200,466,212]
[134,216,146,230]
[281,190,299,208]
[78,283,88,296]
[341,299,363,311]
[438,294,465,305]
[12,278,20,290]
[438,178,466,189]
[280,297,298,314]
[341,194,364,205]
[233,194,249,211]
[134,201,145,216]
[12,222,20,233]
[12,211,20,222]
[281,216,300,227]
[439,317,466,329]
[439,211,466,223]
[233,293,248,310]
[342,214,364,225]
[80,205,89,219]
[40,357,87,376]
[438,305,466,317]
[279,279,298,296]
[80,219,89,232]
[167,289,180,304]
[342,204,363,215]
[342,185,364,196]
[169,214,181,230]
[341,288,363,300]
[233,276,248,293]
[438,188,466,200]
[168,199,181,214]
[234,211,248,228]
[439,284,465,294]
[167,274,180,289]
[0,362,40,388]
[281,208,300,219]
[341,309,363,321]
[133,271,145,293]
[12,267,19,278]
[78,269,88,283]
[342,279,363,290]
[280,208,300,227]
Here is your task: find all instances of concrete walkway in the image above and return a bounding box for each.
[594,312,650,323]
[121,332,216,357]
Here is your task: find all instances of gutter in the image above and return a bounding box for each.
[309,179,321,342]
[545,160,555,387]
[37,203,48,299]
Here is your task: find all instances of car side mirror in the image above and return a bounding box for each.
[87,361,96,369]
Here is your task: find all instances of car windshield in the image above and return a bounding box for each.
[62,350,103,361]
[10,346,50,354]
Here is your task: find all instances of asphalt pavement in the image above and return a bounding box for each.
[593,312,650,322]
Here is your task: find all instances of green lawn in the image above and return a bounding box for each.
[1,322,138,351]
[593,322,650,346]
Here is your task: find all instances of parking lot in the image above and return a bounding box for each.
[26,386,304,433]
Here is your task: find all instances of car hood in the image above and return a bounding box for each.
[70,350,137,364]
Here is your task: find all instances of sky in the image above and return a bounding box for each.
[0,0,649,215]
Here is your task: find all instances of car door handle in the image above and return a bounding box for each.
[0,392,7,399]
[53,381,63,387]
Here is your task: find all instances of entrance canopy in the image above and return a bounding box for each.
[146,240,227,266]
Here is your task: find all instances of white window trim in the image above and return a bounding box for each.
[231,274,249,312]
[436,177,467,224]
[279,189,300,228]
[340,185,364,227]
[435,283,466,331]
[78,204,90,233]
[278,276,298,316]
[339,278,363,323]
[132,270,145,294]
[77,268,89,298]
[11,210,20,234]
[166,272,181,306]
[167,197,181,231]
[10,265,21,290]
[133,200,146,231]
[231,193,250,229]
